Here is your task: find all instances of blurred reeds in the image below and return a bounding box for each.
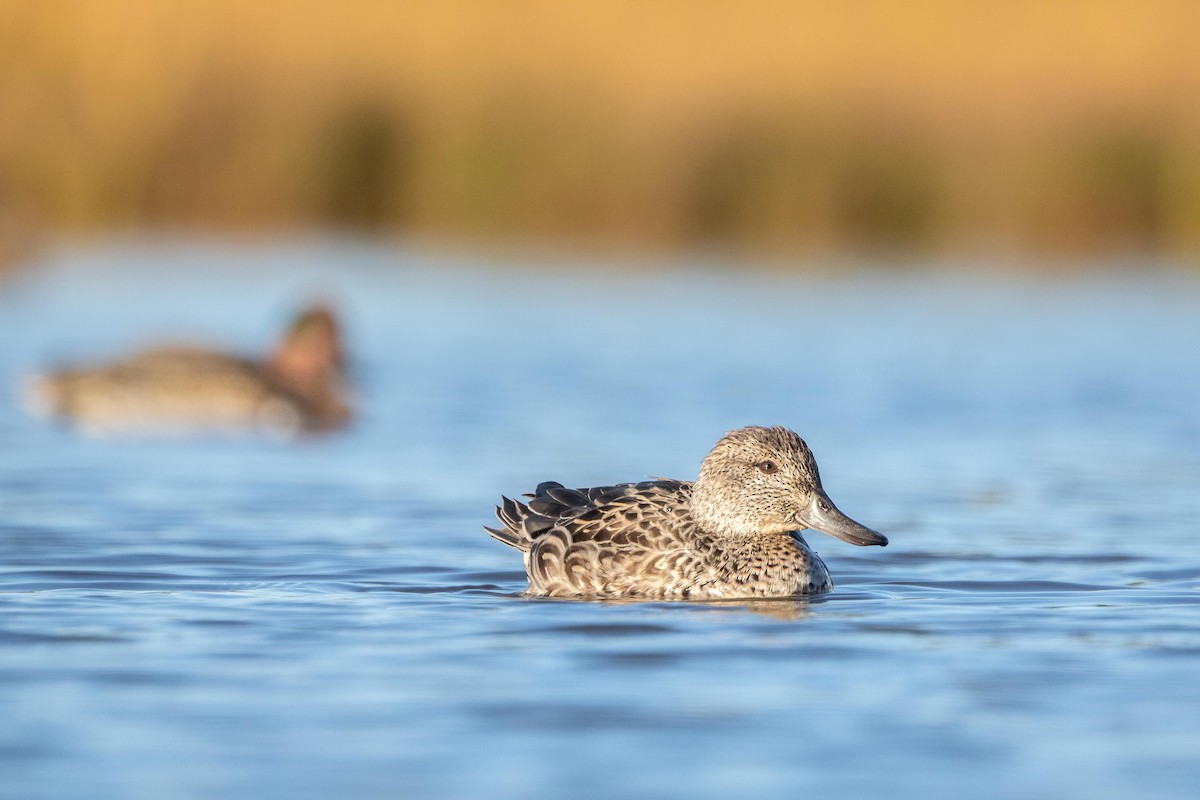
[2,0,1199,258]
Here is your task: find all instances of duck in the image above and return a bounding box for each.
[23,303,351,437]
[485,425,888,599]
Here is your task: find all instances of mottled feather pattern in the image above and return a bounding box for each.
[485,426,887,600]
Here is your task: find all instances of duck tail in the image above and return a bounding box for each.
[483,495,533,552]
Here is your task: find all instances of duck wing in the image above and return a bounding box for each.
[485,480,683,548]
[485,479,698,596]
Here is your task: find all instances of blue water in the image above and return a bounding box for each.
[1,240,1199,799]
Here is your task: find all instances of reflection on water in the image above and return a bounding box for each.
[1,240,1199,799]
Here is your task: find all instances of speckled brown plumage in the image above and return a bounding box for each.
[23,304,350,437]
[486,426,888,600]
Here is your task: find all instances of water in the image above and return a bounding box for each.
[1,240,1199,799]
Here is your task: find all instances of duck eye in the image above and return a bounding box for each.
[757,460,779,474]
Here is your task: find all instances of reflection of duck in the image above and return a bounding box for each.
[24,304,351,437]
[486,426,887,599]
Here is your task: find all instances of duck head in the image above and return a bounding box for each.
[690,425,888,546]
[268,303,351,428]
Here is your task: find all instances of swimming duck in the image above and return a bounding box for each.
[485,426,888,599]
[24,304,350,437]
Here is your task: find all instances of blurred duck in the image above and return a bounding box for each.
[24,304,351,437]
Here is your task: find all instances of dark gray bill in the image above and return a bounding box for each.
[797,493,888,547]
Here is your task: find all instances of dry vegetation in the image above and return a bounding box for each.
[2,0,1199,258]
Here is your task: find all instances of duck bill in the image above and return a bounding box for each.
[798,493,888,547]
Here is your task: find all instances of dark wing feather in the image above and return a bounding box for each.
[485,479,687,554]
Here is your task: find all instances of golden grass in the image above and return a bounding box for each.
[2,0,1199,256]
